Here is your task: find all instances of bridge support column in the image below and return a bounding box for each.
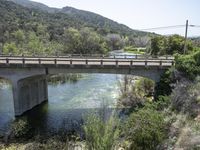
[12,76,48,116]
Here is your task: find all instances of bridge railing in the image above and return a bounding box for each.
[0,57,174,67]
[0,54,174,60]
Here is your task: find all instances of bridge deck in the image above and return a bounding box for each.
[0,55,174,68]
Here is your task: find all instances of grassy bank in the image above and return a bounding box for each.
[124,46,146,54]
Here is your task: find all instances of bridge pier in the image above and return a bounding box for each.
[12,76,48,116]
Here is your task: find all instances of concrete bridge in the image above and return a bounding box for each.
[0,54,174,116]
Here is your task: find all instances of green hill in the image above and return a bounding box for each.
[9,0,148,36]
[0,0,151,55]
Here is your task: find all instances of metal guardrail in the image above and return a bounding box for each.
[0,56,175,67]
[0,54,174,60]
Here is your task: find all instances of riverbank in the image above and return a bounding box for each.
[0,137,85,150]
[123,46,146,54]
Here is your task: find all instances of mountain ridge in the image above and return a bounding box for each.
[8,0,148,37]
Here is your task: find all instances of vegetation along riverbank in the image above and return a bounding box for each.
[0,0,200,149]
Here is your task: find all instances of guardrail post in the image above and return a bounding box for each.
[38,58,41,64]
[6,58,9,64]
[54,59,57,65]
[70,59,73,65]
[159,60,162,66]
[86,59,88,65]
[130,60,133,67]
[114,55,115,59]
[125,55,127,59]
[135,54,138,59]
[22,58,25,65]
[101,59,103,66]
[145,60,147,67]
[116,60,118,67]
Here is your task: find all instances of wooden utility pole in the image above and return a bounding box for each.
[183,20,188,54]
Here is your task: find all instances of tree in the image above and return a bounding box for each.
[149,35,194,56]
[166,35,185,54]
[12,30,25,46]
[63,27,107,54]
[63,27,82,54]
[3,42,18,54]
[80,27,107,54]
[149,36,166,56]
[106,34,124,50]
[27,31,44,55]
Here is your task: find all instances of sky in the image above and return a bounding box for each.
[31,0,200,37]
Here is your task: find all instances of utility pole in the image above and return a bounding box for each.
[183,20,188,54]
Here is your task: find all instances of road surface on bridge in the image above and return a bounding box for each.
[0,55,174,67]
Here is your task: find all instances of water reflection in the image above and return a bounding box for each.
[0,79,14,134]
[0,74,122,135]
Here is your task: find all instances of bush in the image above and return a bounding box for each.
[124,107,167,150]
[175,50,200,79]
[118,77,155,109]
[154,68,174,99]
[11,117,30,138]
[83,113,120,150]
[171,77,200,117]
[155,95,171,110]
[135,78,155,97]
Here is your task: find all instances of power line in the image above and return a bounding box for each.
[140,24,200,31]
[190,25,200,28]
[140,25,185,31]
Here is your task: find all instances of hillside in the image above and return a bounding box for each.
[8,0,58,13]
[0,0,152,55]
[9,0,148,37]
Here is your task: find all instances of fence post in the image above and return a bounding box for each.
[159,60,162,66]
[6,58,9,64]
[130,60,133,67]
[22,58,25,65]
[145,60,147,67]
[101,59,103,66]
[172,61,175,66]
[116,60,118,67]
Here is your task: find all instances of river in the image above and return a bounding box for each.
[0,52,137,136]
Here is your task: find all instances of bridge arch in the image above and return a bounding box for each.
[48,67,165,82]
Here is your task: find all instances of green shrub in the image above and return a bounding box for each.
[11,117,30,138]
[83,113,120,150]
[175,50,200,79]
[155,96,171,110]
[124,107,167,150]
[135,78,155,97]
[155,68,174,98]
